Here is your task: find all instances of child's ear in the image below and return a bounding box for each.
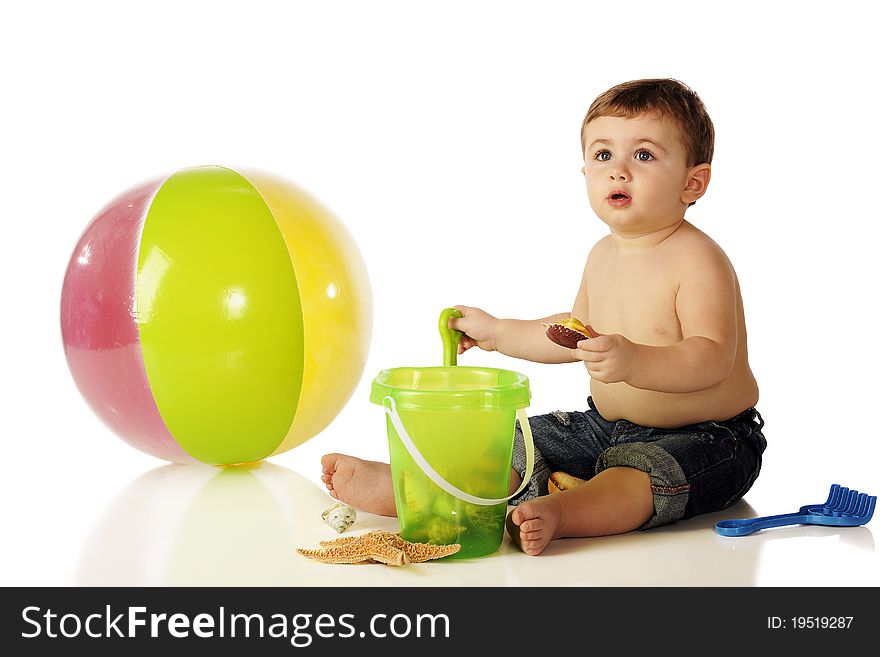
[682,164,711,205]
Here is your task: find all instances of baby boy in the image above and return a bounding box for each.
[322,79,766,555]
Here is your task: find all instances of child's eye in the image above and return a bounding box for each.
[594,150,612,162]
[635,149,654,161]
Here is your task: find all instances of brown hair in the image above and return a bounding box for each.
[581,79,714,167]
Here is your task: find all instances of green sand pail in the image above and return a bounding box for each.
[370,311,535,558]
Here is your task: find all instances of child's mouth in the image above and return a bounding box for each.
[607,191,632,208]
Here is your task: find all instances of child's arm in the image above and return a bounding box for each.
[450,307,578,364]
[574,250,738,392]
[627,334,735,393]
[454,253,594,365]
[496,314,580,364]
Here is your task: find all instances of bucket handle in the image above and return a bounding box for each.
[382,396,535,506]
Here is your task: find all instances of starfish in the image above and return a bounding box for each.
[297,530,460,566]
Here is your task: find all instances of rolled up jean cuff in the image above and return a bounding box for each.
[596,442,690,530]
[509,421,550,505]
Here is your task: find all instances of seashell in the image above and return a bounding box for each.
[548,471,587,495]
[322,502,357,533]
[543,318,599,349]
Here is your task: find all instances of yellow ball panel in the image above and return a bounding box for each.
[236,168,373,453]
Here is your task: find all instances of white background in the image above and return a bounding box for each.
[1,1,878,585]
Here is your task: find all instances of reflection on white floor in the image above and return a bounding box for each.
[75,462,877,587]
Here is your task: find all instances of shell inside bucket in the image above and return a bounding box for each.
[371,366,530,558]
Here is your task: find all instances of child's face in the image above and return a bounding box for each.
[582,113,706,236]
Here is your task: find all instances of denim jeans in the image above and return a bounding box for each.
[511,397,766,529]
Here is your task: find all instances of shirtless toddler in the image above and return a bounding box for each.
[322,79,766,555]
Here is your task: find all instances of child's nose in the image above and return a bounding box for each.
[609,168,629,181]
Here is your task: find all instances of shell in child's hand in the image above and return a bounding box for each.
[322,502,357,533]
[542,318,599,349]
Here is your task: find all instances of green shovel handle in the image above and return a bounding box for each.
[439,307,463,367]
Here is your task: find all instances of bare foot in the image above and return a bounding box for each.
[506,495,563,556]
[507,467,655,554]
[320,453,397,516]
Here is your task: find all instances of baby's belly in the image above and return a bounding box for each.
[590,369,759,428]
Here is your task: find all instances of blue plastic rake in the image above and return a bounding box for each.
[715,484,876,537]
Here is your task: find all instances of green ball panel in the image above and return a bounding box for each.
[136,166,304,464]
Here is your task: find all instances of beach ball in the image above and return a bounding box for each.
[61,166,372,465]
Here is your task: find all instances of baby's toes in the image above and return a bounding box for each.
[320,453,341,475]
[519,532,545,555]
[510,505,532,527]
[520,540,544,556]
[518,518,544,536]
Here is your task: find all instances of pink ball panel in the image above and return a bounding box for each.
[61,177,192,463]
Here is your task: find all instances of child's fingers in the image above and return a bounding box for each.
[572,348,604,363]
[577,335,613,352]
[584,364,608,380]
[447,305,471,331]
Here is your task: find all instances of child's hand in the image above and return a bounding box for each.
[447,305,498,354]
[572,332,637,383]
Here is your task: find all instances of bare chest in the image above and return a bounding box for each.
[582,258,681,344]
